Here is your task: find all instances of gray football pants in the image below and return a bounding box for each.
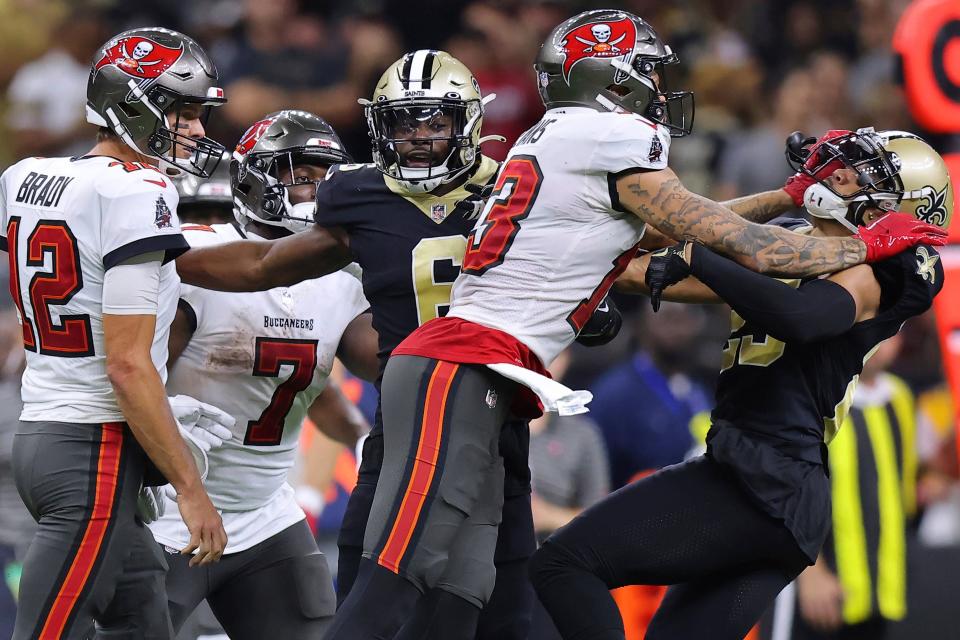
[164,519,335,639]
[363,356,516,607]
[12,421,172,640]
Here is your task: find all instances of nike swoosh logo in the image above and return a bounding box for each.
[596,302,609,312]
[144,178,166,187]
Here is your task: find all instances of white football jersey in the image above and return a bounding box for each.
[449,107,669,365]
[0,155,186,423]
[150,223,368,553]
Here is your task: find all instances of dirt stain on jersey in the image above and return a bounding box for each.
[206,329,255,372]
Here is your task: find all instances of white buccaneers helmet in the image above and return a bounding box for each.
[362,50,499,194]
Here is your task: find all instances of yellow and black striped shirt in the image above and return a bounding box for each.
[825,373,917,624]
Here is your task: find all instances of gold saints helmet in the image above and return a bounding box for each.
[797,127,953,231]
[880,131,953,229]
[361,50,498,194]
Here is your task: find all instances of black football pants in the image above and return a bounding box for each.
[529,455,811,640]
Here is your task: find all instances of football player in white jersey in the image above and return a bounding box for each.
[325,10,947,640]
[149,110,379,639]
[4,28,230,639]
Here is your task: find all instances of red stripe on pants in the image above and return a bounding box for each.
[379,362,459,573]
[40,422,123,639]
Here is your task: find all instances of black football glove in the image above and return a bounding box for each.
[458,181,496,220]
[644,241,691,312]
[576,295,622,347]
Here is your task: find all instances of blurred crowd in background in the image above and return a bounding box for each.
[0,0,958,639]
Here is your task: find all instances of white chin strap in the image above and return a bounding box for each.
[803,183,861,233]
[283,201,316,233]
[234,184,315,235]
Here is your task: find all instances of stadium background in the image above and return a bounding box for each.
[0,0,959,638]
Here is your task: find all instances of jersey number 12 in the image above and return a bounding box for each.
[7,217,93,357]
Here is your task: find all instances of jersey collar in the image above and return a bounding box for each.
[384,155,499,224]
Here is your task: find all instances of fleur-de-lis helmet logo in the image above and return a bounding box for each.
[916,184,948,227]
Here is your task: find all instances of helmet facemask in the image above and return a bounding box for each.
[611,52,693,136]
[789,129,904,231]
[147,88,227,178]
[366,98,479,193]
[233,146,348,234]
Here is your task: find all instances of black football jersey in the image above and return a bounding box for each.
[707,239,943,560]
[314,158,499,377]
[711,243,943,447]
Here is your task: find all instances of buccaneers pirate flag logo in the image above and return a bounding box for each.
[234,116,279,158]
[94,36,184,80]
[559,18,638,84]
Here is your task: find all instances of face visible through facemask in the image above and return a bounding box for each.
[278,163,329,205]
[805,167,888,233]
[389,108,455,169]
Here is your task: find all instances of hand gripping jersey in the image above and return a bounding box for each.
[445,107,670,366]
[314,156,499,376]
[0,155,187,423]
[150,223,368,553]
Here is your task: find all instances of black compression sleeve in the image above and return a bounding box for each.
[688,244,857,343]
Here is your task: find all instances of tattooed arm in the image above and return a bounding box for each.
[615,167,866,277]
[721,189,795,223]
[634,189,795,250]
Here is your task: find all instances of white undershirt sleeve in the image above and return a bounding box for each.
[102,250,164,315]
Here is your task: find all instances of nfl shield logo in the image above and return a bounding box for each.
[431,203,448,222]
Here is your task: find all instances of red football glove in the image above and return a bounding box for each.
[855,212,948,263]
[783,129,854,207]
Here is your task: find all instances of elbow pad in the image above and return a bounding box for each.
[576,295,622,347]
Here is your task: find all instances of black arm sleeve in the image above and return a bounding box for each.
[688,244,857,343]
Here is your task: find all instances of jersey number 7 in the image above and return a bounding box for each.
[244,337,319,446]
[7,217,93,357]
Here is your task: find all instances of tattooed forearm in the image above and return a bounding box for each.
[720,190,794,223]
[617,170,867,278]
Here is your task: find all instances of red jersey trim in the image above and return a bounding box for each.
[394,317,550,418]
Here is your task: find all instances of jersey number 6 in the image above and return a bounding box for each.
[244,337,319,446]
[7,217,93,357]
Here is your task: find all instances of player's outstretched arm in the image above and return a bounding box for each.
[616,167,867,277]
[639,189,795,248]
[720,189,796,223]
[646,242,882,340]
[307,382,371,449]
[175,224,352,292]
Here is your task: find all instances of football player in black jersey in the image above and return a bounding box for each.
[529,128,950,640]
[172,50,622,640]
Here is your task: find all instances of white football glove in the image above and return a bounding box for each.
[136,485,165,524]
[168,395,235,480]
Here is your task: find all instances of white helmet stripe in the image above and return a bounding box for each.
[407,49,431,90]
